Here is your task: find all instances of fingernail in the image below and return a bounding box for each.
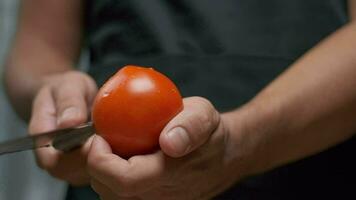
[166,127,190,155]
[57,107,78,125]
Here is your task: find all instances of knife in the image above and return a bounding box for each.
[0,122,95,155]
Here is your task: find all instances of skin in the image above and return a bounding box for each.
[4,0,96,186]
[4,0,356,199]
[350,0,356,20]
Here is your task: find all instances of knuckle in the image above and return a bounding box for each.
[182,97,221,146]
[64,71,97,91]
[194,97,220,131]
[82,73,97,88]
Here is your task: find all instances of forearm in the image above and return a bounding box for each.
[4,0,82,120]
[227,21,356,176]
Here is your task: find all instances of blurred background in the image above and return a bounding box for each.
[0,1,66,199]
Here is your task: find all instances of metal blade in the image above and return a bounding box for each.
[0,122,95,155]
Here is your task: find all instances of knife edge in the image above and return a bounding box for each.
[0,122,95,156]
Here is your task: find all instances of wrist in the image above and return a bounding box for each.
[220,107,258,180]
[221,101,284,178]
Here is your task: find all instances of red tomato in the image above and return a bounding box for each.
[92,65,183,157]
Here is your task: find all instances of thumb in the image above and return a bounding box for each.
[159,97,220,158]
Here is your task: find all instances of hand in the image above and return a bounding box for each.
[87,97,246,199]
[29,71,98,186]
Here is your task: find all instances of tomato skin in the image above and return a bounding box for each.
[92,65,183,157]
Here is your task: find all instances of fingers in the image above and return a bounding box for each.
[88,136,166,197]
[29,86,57,134]
[159,97,220,157]
[30,71,97,131]
[28,71,98,185]
[54,74,95,128]
[87,97,222,198]
[29,86,60,169]
[44,137,93,186]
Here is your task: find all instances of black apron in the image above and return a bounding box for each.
[67,0,356,199]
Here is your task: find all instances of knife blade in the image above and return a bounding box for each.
[0,122,95,156]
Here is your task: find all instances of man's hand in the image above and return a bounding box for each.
[29,71,97,186]
[87,97,246,200]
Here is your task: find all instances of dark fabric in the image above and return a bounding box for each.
[80,0,356,199]
[87,0,348,63]
[216,137,356,200]
[65,186,99,200]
